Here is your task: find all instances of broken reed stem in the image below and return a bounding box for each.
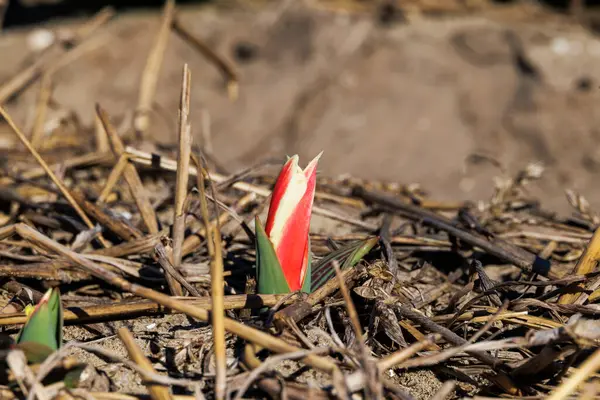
[29,73,52,148]
[333,260,381,399]
[95,112,110,153]
[210,175,227,400]
[117,328,173,400]
[71,190,142,241]
[169,64,192,297]
[181,192,255,256]
[3,223,337,373]
[547,347,600,400]
[73,6,115,40]
[134,0,175,136]
[354,186,558,278]
[124,147,375,231]
[394,304,500,368]
[377,335,439,372]
[211,225,227,400]
[98,153,130,203]
[96,105,159,233]
[191,151,227,399]
[172,16,238,100]
[0,294,289,326]
[0,105,109,248]
[155,243,198,296]
[559,226,600,304]
[84,395,194,400]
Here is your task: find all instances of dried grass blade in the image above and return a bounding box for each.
[170,64,193,296]
[190,151,227,398]
[172,17,238,100]
[96,105,159,233]
[134,0,175,136]
[547,347,600,400]
[8,223,337,373]
[559,226,600,304]
[117,327,173,400]
[0,106,109,247]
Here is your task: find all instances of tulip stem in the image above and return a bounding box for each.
[134,0,175,137]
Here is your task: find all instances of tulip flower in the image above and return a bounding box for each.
[16,288,63,363]
[256,153,321,294]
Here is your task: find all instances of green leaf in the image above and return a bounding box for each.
[64,365,86,388]
[301,237,312,293]
[16,288,63,362]
[344,236,379,269]
[311,236,378,291]
[15,342,55,364]
[256,217,291,294]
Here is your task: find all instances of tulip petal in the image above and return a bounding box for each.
[255,217,291,294]
[265,155,299,236]
[272,155,319,291]
[16,288,63,362]
[302,151,322,180]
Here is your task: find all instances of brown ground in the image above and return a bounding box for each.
[3,1,600,214]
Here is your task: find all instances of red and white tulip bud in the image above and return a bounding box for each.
[256,153,321,293]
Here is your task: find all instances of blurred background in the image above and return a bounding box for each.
[2,0,600,213]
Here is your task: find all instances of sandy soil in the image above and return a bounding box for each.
[3,2,600,215]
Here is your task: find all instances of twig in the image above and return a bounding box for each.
[155,243,200,296]
[547,348,600,400]
[118,328,173,400]
[377,335,439,372]
[182,192,255,256]
[169,64,193,296]
[430,381,456,400]
[134,0,175,136]
[0,105,109,247]
[190,150,227,399]
[172,16,238,101]
[233,348,330,400]
[96,105,159,233]
[559,226,600,304]
[97,153,130,203]
[394,304,501,368]
[0,294,291,326]
[70,189,142,241]
[123,147,377,230]
[2,223,338,373]
[95,112,110,154]
[354,187,558,278]
[333,260,381,399]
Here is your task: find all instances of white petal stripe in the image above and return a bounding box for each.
[269,160,307,250]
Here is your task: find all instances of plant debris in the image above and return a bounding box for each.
[1,2,600,400]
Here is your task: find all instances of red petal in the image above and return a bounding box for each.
[303,152,321,179]
[274,158,318,290]
[265,156,297,236]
